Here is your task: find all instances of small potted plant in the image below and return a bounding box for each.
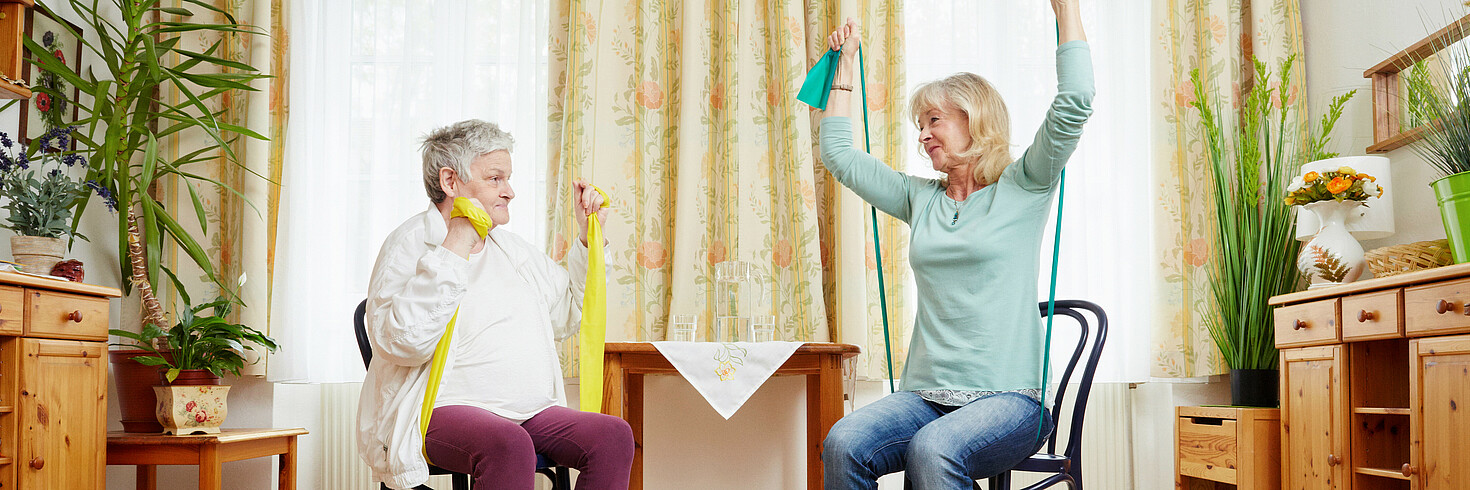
[0,126,92,274]
[1285,165,1385,288]
[109,293,278,435]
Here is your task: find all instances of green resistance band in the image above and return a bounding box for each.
[798,46,897,394]
[418,197,496,462]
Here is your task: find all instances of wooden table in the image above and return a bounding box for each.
[107,428,308,490]
[600,341,860,489]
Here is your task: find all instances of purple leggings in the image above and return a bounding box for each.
[424,405,634,490]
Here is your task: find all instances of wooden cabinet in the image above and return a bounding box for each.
[1410,335,1470,488]
[1280,346,1349,490]
[1271,263,1470,490]
[0,272,119,489]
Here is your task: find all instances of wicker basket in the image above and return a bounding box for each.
[1365,239,1454,278]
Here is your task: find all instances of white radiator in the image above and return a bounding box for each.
[322,383,374,489]
[1076,382,1135,490]
[320,382,481,489]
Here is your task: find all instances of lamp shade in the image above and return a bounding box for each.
[1295,155,1394,241]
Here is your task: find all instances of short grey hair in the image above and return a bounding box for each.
[421,119,515,203]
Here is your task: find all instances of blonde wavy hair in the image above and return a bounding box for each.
[909,73,1012,187]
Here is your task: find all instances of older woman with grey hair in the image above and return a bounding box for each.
[358,119,632,490]
[817,1,1093,488]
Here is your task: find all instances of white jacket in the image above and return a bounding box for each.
[357,205,589,489]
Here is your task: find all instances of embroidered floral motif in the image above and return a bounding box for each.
[712,343,747,381]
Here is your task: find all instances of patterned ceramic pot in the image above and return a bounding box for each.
[154,385,230,435]
[1298,200,1367,289]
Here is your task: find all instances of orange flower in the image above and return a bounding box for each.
[773,239,794,268]
[707,240,726,265]
[1184,237,1210,267]
[636,81,664,110]
[1207,15,1226,45]
[1325,176,1351,194]
[1303,171,1319,183]
[1283,197,1295,206]
[867,82,888,111]
[552,234,569,261]
[710,82,726,110]
[1175,81,1196,108]
[638,241,666,269]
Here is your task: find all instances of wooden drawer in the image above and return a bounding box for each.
[1275,298,1340,348]
[0,285,22,335]
[1342,289,1403,341]
[1406,277,1470,337]
[24,289,109,341]
[1178,414,1240,484]
[1176,406,1281,489]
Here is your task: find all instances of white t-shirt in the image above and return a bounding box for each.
[434,239,561,421]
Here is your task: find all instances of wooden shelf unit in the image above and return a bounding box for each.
[1272,262,1470,489]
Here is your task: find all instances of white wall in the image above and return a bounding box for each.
[1302,0,1465,252]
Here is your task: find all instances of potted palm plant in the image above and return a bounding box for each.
[25,0,271,430]
[1188,55,1354,407]
[109,291,278,435]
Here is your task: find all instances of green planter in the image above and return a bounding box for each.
[1433,171,1470,263]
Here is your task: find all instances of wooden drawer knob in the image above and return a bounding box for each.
[1439,300,1454,314]
[66,310,82,323]
[1293,319,1308,330]
[1358,310,1376,322]
[1327,454,1341,466]
[28,457,42,470]
[1402,463,1417,477]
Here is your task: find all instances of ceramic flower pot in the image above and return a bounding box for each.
[155,385,230,435]
[110,349,167,433]
[1298,200,1367,289]
[9,235,65,275]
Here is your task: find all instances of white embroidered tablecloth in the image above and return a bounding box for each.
[650,341,805,419]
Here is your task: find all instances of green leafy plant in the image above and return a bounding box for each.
[27,0,270,328]
[108,291,277,383]
[1404,40,1470,177]
[1188,55,1354,370]
[0,127,92,238]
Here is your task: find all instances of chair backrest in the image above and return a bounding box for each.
[354,299,373,368]
[1036,299,1107,462]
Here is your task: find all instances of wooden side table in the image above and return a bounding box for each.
[106,428,308,490]
[1176,406,1280,489]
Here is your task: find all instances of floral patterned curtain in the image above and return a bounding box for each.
[159,0,288,376]
[549,0,909,380]
[1151,0,1305,377]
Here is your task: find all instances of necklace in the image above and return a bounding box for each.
[950,195,960,225]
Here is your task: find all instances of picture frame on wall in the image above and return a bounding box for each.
[18,8,83,149]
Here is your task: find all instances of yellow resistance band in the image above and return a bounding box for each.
[579,185,611,412]
[419,197,495,460]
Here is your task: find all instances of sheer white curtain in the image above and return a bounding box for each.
[903,1,1151,382]
[269,0,550,383]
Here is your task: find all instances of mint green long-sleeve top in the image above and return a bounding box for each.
[819,41,1093,397]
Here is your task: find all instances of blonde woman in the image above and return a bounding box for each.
[817,1,1093,488]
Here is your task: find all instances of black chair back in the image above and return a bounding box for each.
[1039,300,1107,466]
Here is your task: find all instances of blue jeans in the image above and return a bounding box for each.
[822,391,1053,490]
